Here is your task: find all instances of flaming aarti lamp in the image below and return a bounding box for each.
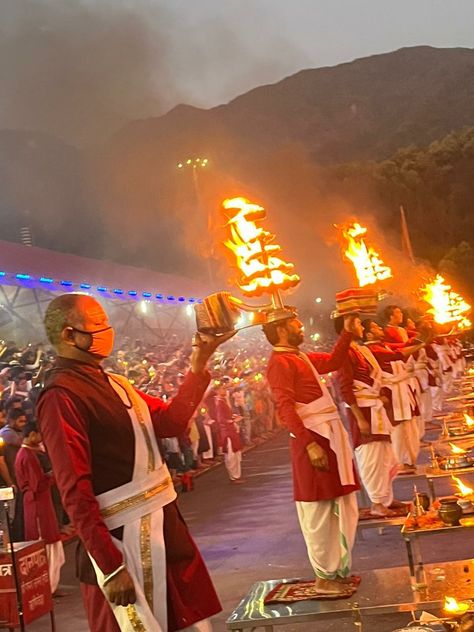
[195,197,300,334]
[332,222,392,318]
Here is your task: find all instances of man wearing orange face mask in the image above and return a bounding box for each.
[37,293,233,632]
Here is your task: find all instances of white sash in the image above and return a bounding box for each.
[348,345,392,436]
[382,360,415,421]
[296,354,355,487]
[89,374,177,632]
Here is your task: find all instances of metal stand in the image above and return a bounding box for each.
[2,500,25,632]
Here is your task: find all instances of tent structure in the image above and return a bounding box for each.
[0,240,207,345]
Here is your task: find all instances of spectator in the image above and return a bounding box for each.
[15,421,65,592]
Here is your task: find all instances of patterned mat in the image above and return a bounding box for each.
[264,576,361,604]
[358,504,410,520]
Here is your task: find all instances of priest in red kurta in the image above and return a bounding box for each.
[362,319,424,473]
[335,317,398,517]
[264,312,360,597]
[36,294,232,632]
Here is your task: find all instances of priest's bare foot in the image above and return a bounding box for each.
[370,502,396,517]
[334,576,357,585]
[314,578,352,596]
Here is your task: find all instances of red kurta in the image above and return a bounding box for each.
[36,357,221,632]
[384,325,416,346]
[15,446,60,544]
[266,331,359,502]
[336,346,391,449]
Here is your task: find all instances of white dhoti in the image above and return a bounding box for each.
[354,442,398,507]
[46,540,65,593]
[224,438,242,481]
[296,493,358,579]
[431,386,443,412]
[391,419,420,466]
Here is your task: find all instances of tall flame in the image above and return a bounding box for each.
[451,475,474,497]
[222,197,300,297]
[339,222,392,287]
[449,442,467,455]
[464,413,474,429]
[421,275,471,330]
[444,596,470,614]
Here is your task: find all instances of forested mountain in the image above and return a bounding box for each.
[0,46,473,296]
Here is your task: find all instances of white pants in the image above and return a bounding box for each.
[442,372,453,394]
[296,493,358,580]
[355,441,398,507]
[431,386,443,412]
[391,418,420,466]
[225,439,242,480]
[419,388,433,431]
[46,540,65,593]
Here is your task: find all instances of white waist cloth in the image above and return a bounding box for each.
[382,361,415,421]
[96,464,176,531]
[348,379,392,436]
[296,353,355,487]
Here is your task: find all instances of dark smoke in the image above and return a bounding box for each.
[0,0,177,147]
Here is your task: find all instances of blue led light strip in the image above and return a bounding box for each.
[0,271,201,304]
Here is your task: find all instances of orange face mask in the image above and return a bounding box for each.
[71,326,115,358]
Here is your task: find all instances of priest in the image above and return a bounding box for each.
[37,294,230,632]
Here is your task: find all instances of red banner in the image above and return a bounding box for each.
[0,541,53,627]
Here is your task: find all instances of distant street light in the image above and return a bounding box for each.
[176,156,213,284]
[177,157,209,170]
[315,297,322,304]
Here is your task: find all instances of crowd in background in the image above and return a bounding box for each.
[0,331,281,542]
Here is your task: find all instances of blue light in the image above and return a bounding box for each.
[60,280,73,287]
[197,298,203,304]
[142,292,152,298]
[97,286,107,292]
[128,291,138,297]
[16,273,31,280]
[178,296,185,302]
[113,289,124,295]
[188,298,196,303]
[39,277,54,284]
[80,283,91,290]
[156,294,163,300]
[0,272,5,277]
[167,296,175,301]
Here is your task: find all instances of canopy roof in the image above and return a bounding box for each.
[0,239,205,304]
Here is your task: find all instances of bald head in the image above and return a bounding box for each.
[44,294,109,348]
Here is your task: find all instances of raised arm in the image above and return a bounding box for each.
[307,330,353,374]
[137,369,211,438]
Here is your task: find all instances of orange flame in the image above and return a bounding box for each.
[339,222,392,287]
[464,413,474,428]
[449,442,467,455]
[222,197,300,297]
[451,475,474,497]
[444,596,470,614]
[421,275,471,330]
